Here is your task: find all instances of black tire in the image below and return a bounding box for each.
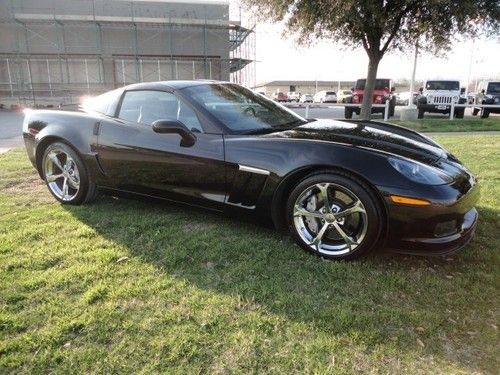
[417,108,425,119]
[455,108,465,119]
[41,142,97,205]
[472,108,479,116]
[344,107,353,119]
[389,99,396,117]
[286,172,383,260]
[481,109,490,119]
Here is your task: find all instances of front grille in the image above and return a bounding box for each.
[432,96,452,104]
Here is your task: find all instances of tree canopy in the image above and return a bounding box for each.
[244,0,500,119]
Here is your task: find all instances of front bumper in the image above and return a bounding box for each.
[386,207,478,256]
[381,181,480,256]
[418,103,454,113]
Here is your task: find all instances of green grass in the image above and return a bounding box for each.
[391,117,500,132]
[1,136,499,374]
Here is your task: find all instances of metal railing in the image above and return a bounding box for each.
[282,101,391,120]
[449,103,500,120]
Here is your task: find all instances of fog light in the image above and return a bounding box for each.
[434,220,457,237]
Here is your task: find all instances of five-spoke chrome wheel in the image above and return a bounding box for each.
[43,148,80,202]
[293,182,369,256]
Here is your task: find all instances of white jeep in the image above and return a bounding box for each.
[416,80,466,119]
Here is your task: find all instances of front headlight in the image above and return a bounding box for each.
[388,157,453,185]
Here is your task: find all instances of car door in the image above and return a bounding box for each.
[95,89,227,210]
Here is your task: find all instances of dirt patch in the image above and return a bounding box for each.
[3,175,54,203]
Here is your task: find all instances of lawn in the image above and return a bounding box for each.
[391,116,500,133]
[1,135,499,374]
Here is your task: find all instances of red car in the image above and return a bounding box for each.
[272,92,289,102]
[345,78,396,118]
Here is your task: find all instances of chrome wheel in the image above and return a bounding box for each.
[43,148,80,201]
[293,182,368,256]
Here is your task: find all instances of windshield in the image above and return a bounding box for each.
[425,81,460,90]
[183,83,307,134]
[355,79,390,90]
[487,82,500,94]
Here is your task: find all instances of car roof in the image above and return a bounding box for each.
[122,80,229,91]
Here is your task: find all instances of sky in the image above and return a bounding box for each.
[226,1,500,87]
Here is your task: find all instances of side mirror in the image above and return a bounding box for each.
[390,87,395,92]
[460,87,466,94]
[350,87,354,91]
[152,120,196,147]
[419,87,424,93]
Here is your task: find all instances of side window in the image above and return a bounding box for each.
[118,90,204,132]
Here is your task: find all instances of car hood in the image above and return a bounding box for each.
[263,119,447,164]
[424,90,460,95]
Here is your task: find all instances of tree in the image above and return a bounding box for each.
[243,0,500,120]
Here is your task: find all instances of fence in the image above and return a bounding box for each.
[448,103,500,120]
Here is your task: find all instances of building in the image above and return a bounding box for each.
[0,0,255,105]
[253,80,356,96]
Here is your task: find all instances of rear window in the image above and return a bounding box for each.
[81,88,123,115]
[326,91,336,95]
[355,79,391,90]
[425,81,460,90]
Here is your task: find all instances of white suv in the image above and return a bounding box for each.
[313,91,337,103]
[287,92,301,102]
[416,80,466,118]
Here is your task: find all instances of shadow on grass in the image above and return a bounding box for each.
[64,193,498,373]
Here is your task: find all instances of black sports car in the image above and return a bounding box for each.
[23,81,479,260]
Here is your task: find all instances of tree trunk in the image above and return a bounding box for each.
[360,55,381,120]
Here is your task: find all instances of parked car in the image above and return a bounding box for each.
[395,91,419,106]
[336,90,352,103]
[313,91,337,103]
[287,92,301,102]
[299,93,314,103]
[345,78,396,118]
[416,80,466,119]
[472,81,500,118]
[23,81,479,260]
[272,92,288,102]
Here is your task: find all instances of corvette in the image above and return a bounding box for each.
[23,81,479,260]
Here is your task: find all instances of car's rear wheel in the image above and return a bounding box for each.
[42,142,96,204]
[344,107,353,119]
[418,108,425,119]
[481,109,490,118]
[455,108,465,119]
[286,172,382,260]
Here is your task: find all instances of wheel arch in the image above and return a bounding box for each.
[35,136,81,178]
[271,165,389,246]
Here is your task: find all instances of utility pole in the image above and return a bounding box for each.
[408,42,418,108]
[466,38,475,95]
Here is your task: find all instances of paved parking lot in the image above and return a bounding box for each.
[0,111,24,153]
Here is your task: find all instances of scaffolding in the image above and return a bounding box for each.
[0,0,256,105]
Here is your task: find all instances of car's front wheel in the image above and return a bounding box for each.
[286,172,383,260]
[42,142,96,204]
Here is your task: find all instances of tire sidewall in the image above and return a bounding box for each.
[286,173,382,260]
[42,142,91,205]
